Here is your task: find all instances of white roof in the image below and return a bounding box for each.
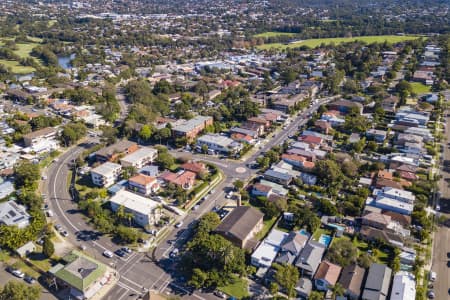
[390,272,415,300]
[251,242,279,267]
[265,229,289,247]
[381,187,415,201]
[375,197,414,213]
[109,190,159,214]
[120,147,157,164]
[197,134,235,147]
[91,162,121,176]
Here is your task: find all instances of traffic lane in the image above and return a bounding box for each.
[432,227,449,300]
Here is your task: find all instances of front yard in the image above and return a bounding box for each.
[218,275,249,299]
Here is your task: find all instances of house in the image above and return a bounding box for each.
[382,211,411,227]
[215,206,264,250]
[128,174,159,195]
[282,154,315,170]
[109,190,161,227]
[374,178,403,190]
[90,162,122,187]
[159,170,196,190]
[230,127,259,139]
[360,225,404,248]
[49,250,111,300]
[95,140,139,162]
[180,161,207,177]
[339,264,366,300]
[314,260,342,291]
[0,200,31,228]
[263,169,293,185]
[314,120,332,134]
[120,147,158,169]
[252,183,273,198]
[295,241,326,277]
[16,241,36,257]
[382,96,399,114]
[362,212,391,230]
[376,187,415,204]
[172,115,213,141]
[275,232,309,264]
[139,165,160,177]
[389,271,415,300]
[259,180,289,196]
[23,127,57,147]
[196,134,242,155]
[251,229,288,267]
[362,263,392,300]
[0,179,15,199]
[296,278,313,299]
[366,129,387,142]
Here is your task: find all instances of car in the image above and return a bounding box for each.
[46,210,54,217]
[54,224,62,231]
[41,175,47,180]
[170,248,179,258]
[192,205,200,211]
[103,250,114,258]
[435,204,440,211]
[115,249,126,257]
[209,189,215,194]
[429,271,437,282]
[36,238,44,245]
[427,290,435,299]
[24,275,36,284]
[175,222,183,228]
[214,290,227,299]
[12,269,25,278]
[61,230,69,237]
[122,247,132,254]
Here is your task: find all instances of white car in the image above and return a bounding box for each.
[61,230,69,237]
[12,269,25,278]
[429,271,437,282]
[175,222,183,228]
[435,205,440,211]
[103,250,113,258]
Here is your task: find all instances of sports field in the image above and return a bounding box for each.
[254,31,297,38]
[256,35,423,50]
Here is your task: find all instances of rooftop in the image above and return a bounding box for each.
[109,190,159,213]
[120,147,157,163]
[91,162,121,176]
[216,206,264,241]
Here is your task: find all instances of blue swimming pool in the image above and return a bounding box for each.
[298,229,310,237]
[318,234,332,247]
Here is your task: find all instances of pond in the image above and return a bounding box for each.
[57,53,75,69]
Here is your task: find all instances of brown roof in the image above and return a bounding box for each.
[95,140,137,158]
[180,162,206,174]
[375,178,403,189]
[314,260,342,285]
[338,264,366,297]
[377,170,393,180]
[23,127,57,140]
[362,212,391,226]
[394,164,417,173]
[129,174,156,186]
[382,211,411,227]
[215,206,263,241]
[360,225,403,245]
[253,183,272,193]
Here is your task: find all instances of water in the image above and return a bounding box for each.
[318,234,332,247]
[58,53,75,69]
[298,229,310,237]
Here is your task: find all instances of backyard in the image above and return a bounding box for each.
[218,275,249,299]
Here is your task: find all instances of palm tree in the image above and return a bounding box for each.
[331,283,345,299]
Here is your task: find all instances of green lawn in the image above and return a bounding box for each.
[410,82,431,95]
[218,276,249,299]
[0,59,35,74]
[312,227,333,241]
[254,31,297,38]
[257,35,424,50]
[255,217,277,240]
[352,238,391,264]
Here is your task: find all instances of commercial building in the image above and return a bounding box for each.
[23,127,57,147]
[196,134,242,155]
[120,147,158,169]
[49,250,112,300]
[90,162,122,187]
[109,190,161,227]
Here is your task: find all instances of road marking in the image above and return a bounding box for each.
[117,252,142,273]
[117,281,140,294]
[116,288,129,300]
[150,271,169,290]
[120,276,144,290]
[167,282,206,300]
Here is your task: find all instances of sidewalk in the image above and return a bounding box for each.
[90,267,119,300]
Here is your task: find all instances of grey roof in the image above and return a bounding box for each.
[0,200,31,228]
[295,241,326,274]
[362,263,392,300]
[275,251,296,265]
[263,169,293,182]
[95,140,137,158]
[215,206,264,241]
[339,264,366,298]
[280,232,308,255]
[173,115,212,133]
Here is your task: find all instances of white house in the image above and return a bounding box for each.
[120,147,158,169]
[128,174,159,195]
[389,272,416,300]
[376,187,415,204]
[251,229,288,268]
[109,190,161,227]
[0,200,31,228]
[90,162,122,187]
[196,134,242,154]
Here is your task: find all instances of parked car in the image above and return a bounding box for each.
[170,248,179,258]
[214,290,227,299]
[115,249,126,257]
[46,210,54,217]
[427,290,435,299]
[61,230,69,237]
[175,222,183,228]
[12,269,25,278]
[122,247,132,254]
[24,275,36,284]
[192,205,200,211]
[103,250,114,258]
[429,271,437,282]
[54,224,62,231]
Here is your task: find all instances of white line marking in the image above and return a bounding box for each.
[117,281,140,294]
[120,276,144,289]
[116,288,129,300]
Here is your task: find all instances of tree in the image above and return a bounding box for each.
[269,282,279,296]
[60,122,87,146]
[233,180,244,191]
[139,124,152,141]
[309,291,324,300]
[273,264,299,298]
[115,225,141,244]
[14,160,40,191]
[156,152,175,170]
[358,252,375,269]
[331,283,345,298]
[0,280,41,300]
[201,144,208,154]
[42,237,54,258]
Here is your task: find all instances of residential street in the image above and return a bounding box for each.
[432,109,450,300]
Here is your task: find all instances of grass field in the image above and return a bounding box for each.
[219,276,249,299]
[0,37,42,73]
[0,59,35,73]
[410,82,431,95]
[257,35,423,50]
[254,31,297,38]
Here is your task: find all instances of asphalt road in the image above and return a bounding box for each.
[45,96,336,299]
[432,109,450,300]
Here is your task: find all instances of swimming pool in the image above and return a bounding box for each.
[318,234,332,247]
[298,229,310,237]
